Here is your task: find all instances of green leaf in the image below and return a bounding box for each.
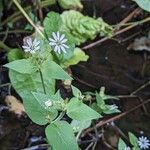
[71,85,82,98]
[32,92,58,119]
[62,47,89,68]
[44,12,62,37]
[41,59,72,80]
[45,121,78,150]
[9,69,55,125]
[66,97,101,121]
[71,120,91,133]
[118,138,127,150]
[4,59,36,74]
[61,10,113,45]
[7,48,24,62]
[134,0,150,12]
[128,132,139,147]
[58,0,83,9]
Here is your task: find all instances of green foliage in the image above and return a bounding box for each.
[118,132,141,150]
[45,121,78,150]
[7,48,24,62]
[44,12,62,37]
[61,10,113,45]
[71,120,91,133]
[41,59,72,80]
[43,12,75,63]
[118,138,127,150]
[92,87,120,115]
[9,70,55,125]
[134,0,150,12]
[4,10,119,150]
[4,59,37,74]
[66,97,101,121]
[58,0,83,10]
[128,132,140,149]
[62,47,89,68]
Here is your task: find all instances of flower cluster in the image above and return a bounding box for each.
[22,31,69,54]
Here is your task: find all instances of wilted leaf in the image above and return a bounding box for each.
[5,95,25,116]
[61,10,113,45]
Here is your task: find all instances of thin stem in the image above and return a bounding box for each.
[52,111,65,123]
[76,130,82,140]
[39,69,46,94]
[130,80,150,95]
[0,30,31,35]
[0,41,11,52]
[0,83,11,88]
[83,17,150,50]
[12,0,44,38]
[0,0,56,26]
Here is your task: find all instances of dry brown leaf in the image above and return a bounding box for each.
[5,95,25,116]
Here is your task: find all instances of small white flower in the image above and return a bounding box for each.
[45,99,53,108]
[138,136,150,149]
[109,104,118,110]
[124,147,131,150]
[49,31,69,54]
[22,37,40,54]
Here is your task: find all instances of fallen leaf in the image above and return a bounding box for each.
[5,95,25,116]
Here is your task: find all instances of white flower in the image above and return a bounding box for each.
[45,99,53,108]
[22,37,40,54]
[124,147,131,150]
[49,31,69,54]
[138,136,150,149]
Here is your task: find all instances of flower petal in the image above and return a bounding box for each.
[60,34,65,41]
[52,32,58,41]
[61,38,68,43]
[62,44,69,49]
[60,45,67,53]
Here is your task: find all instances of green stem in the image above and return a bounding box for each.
[52,111,65,123]
[39,69,46,94]
[0,41,11,52]
[12,0,44,38]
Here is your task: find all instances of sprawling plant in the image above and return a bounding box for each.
[4,11,119,150]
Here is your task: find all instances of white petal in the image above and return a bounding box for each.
[52,32,58,41]
[22,46,29,49]
[57,31,60,40]
[61,38,67,43]
[54,45,59,52]
[62,44,69,49]
[49,42,57,46]
[49,38,56,42]
[60,45,67,53]
[26,38,32,47]
[57,46,61,54]
[60,34,65,41]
